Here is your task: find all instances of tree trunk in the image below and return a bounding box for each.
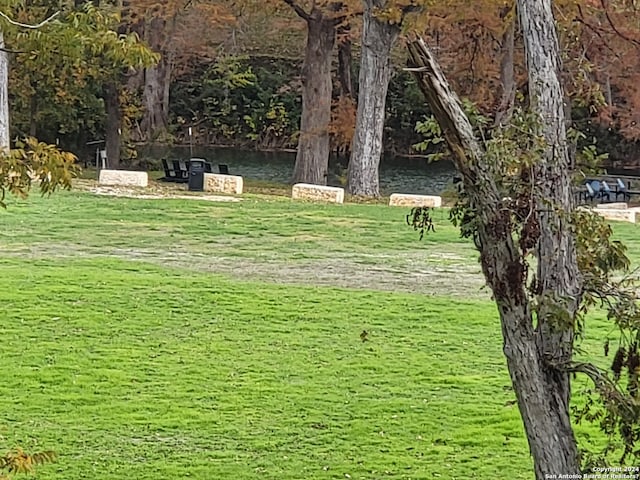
[291,8,336,185]
[140,16,169,142]
[29,94,37,138]
[347,0,400,196]
[0,30,10,151]
[104,82,121,169]
[337,26,354,99]
[494,12,516,128]
[408,10,581,475]
[140,60,169,142]
[605,73,613,106]
[519,0,582,474]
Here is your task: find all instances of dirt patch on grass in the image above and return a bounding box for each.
[7,242,487,298]
[89,185,241,203]
[119,249,487,298]
[73,179,240,203]
[14,180,488,297]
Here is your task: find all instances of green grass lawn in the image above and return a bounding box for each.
[1,187,637,478]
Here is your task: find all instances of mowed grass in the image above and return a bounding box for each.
[0,190,482,297]
[1,188,639,478]
[0,257,532,479]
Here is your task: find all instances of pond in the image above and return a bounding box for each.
[139,146,456,195]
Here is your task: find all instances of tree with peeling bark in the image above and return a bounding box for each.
[347,0,419,197]
[409,0,640,474]
[405,0,628,476]
[281,0,349,185]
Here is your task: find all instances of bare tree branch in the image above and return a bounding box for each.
[282,0,311,22]
[0,10,60,29]
[565,361,637,419]
[599,0,640,48]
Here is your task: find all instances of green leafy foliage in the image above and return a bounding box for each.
[412,114,444,160]
[413,99,489,162]
[8,2,158,144]
[385,70,431,154]
[0,137,78,208]
[406,206,435,239]
[171,56,300,149]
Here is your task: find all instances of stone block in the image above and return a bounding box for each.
[98,169,148,187]
[203,173,243,195]
[596,202,628,210]
[291,183,344,204]
[389,193,442,208]
[590,206,640,224]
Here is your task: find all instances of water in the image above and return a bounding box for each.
[140,146,456,195]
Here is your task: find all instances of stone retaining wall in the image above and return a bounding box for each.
[596,202,628,210]
[590,206,640,224]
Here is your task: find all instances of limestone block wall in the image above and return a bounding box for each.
[596,202,628,210]
[590,206,640,224]
[291,183,344,204]
[98,169,148,187]
[203,173,243,195]
[389,193,442,208]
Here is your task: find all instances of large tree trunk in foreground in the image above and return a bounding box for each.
[104,82,121,169]
[291,7,336,185]
[347,0,400,196]
[408,0,582,473]
[519,0,582,474]
[0,30,9,151]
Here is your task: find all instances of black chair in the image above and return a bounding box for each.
[616,178,631,201]
[160,159,175,182]
[218,164,229,175]
[172,160,189,183]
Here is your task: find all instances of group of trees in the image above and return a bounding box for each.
[2,1,157,168]
[7,1,640,195]
[5,1,640,194]
[8,0,640,477]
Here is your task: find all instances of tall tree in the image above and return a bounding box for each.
[284,0,346,185]
[407,0,584,475]
[123,0,234,143]
[5,2,156,165]
[0,6,79,208]
[347,0,418,196]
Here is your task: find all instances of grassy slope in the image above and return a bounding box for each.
[1,189,639,478]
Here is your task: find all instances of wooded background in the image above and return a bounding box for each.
[6,0,640,167]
